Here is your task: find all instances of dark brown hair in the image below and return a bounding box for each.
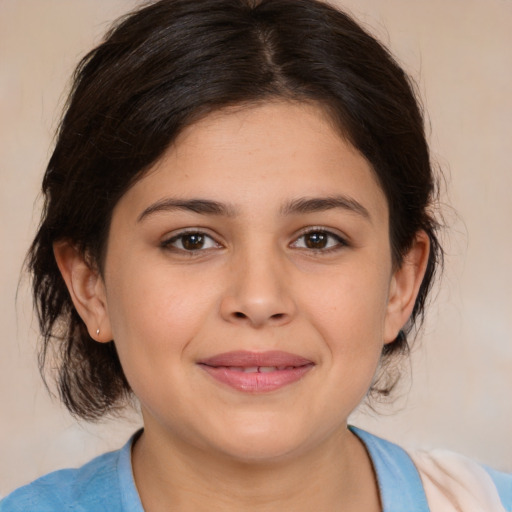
[28,0,442,420]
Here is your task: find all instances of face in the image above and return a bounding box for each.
[97,101,416,462]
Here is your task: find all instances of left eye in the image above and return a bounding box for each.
[163,232,219,251]
[291,230,345,250]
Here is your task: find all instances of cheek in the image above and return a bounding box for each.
[107,255,207,333]
[297,262,391,392]
[300,264,391,344]
[103,262,217,381]
[103,279,206,419]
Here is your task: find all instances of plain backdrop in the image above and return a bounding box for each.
[1,0,511,496]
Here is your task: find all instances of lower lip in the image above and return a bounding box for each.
[199,365,314,393]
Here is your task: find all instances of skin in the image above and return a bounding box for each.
[55,101,429,512]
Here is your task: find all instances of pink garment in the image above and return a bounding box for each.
[411,450,507,512]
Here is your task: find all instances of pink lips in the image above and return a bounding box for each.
[198,351,314,393]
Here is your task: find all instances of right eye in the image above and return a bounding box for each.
[161,231,220,252]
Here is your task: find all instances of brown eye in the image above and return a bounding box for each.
[291,230,346,251]
[163,232,219,252]
[182,233,205,250]
[304,232,329,249]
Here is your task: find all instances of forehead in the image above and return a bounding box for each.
[115,100,388,224]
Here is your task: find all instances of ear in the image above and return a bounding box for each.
[384,231,430,344]
[53,241,112,343]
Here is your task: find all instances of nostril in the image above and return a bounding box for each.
[271,313,285,320]
[234,312,247,319]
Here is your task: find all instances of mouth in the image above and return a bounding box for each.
[197,351,314,393]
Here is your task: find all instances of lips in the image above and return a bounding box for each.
[198,351,314,392]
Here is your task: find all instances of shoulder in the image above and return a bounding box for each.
[0,450,120,512]
[410,448,512,512]
[0,435,141,512]
[351,426,431,511]
[351,426,512,512]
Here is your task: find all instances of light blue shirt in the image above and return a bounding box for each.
[1,428,511,511]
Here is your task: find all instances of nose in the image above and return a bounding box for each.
[220,249,296,328]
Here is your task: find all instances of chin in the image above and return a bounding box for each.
[203,418,322,465]
[217,438,304,465]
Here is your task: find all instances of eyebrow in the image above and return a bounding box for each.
[137,198,238,222]
[280,196,371,221]
[137,195,371,222]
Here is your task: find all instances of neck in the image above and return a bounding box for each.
[132,424,381,512]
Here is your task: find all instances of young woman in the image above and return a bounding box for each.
[1,0,510,511]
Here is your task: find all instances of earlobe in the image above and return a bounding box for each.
[384,231,430,344]
[53,241,112,343]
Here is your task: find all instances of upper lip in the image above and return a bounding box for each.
[198,351,313,368]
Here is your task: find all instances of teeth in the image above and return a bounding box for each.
[243,367,259,373]
[225,366,288,373]
[258,366,278,373]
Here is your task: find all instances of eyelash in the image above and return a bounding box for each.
[160,228,347,254]
[161,230,221,253]
[291,228,347,253]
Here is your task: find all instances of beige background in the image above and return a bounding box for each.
[1,0,511,496]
